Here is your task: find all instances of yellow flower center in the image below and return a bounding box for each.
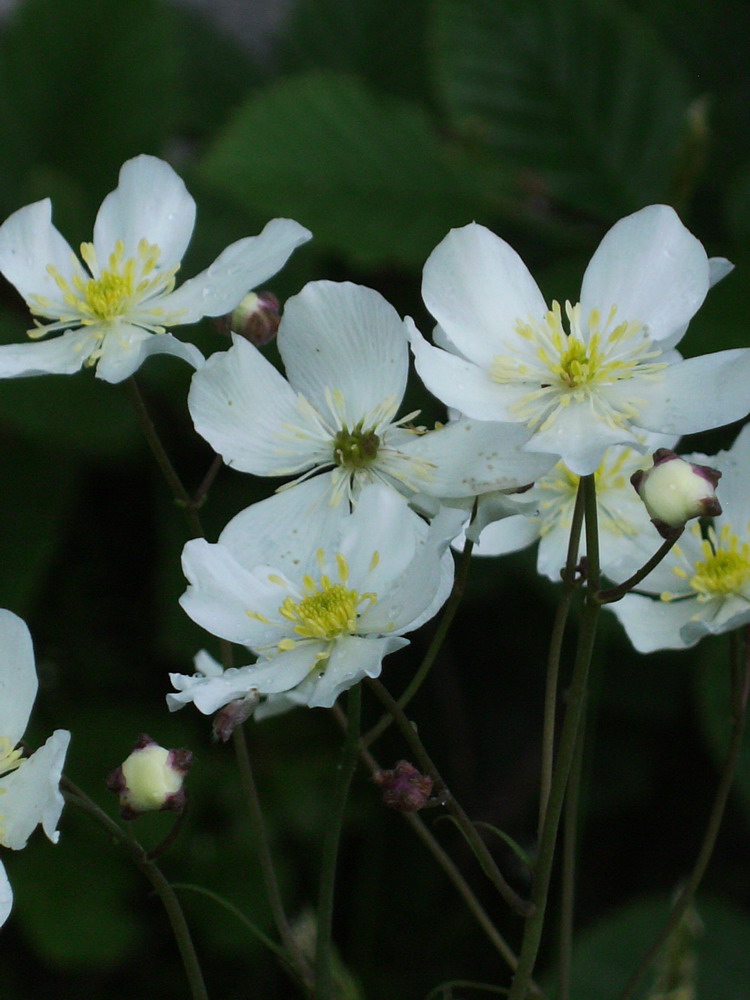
[489,301,666,431]
[28,238,181,340]
[664,524,750,603]
[247,551,379,652]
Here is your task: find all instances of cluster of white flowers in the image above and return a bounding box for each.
[0,154,748,921]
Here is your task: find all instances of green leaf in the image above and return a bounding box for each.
[431,0,692,218]
[0,0,180,205]
[279,0,431,102]
[557,895,750,998]
[200,71,513,268]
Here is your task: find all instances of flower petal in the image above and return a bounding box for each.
[0,729,69,849]
[580,205,710,345]
[278,281,408,427]
[0,329,95,378]
[93,155,196,268]
[218,476,346,576]
[524,402,635,476]
[305,635,407,708]
[188,335,324,476]
[409,319,522,420]
[633,349,750,436]
[0,199,83,313]
[401,417,558,498]
[157,218,312,324]
[0,610,37,747]
[422,223,548,368]
[338,484,422,595]
[607,593,705,652]
[180,538,293,646]
[95,326,204,384]
[0,860,11,927]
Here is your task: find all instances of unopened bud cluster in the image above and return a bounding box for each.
[212,290,281,347]
[374,760,433,812]
[106,734,193,821]
[631,449,722,539]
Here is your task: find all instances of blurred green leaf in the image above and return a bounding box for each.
[431,0,692,218]
[200,71,513,268]
[279,0,431,102]
[9,812,140,966]
[559,895,750,998]
[0,0,180,207]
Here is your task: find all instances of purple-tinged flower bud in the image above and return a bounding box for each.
[374,760,433,812]
[106,734,193,821]
[631,449,722,539]
[212,691,260,743]
[211,291,281,346]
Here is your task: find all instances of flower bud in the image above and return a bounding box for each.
[631,449,722,539]
[106,734,193,821]
[374,760,433,812]
[211,691,260,743]
[212,290,281,347]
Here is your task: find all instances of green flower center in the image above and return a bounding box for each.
[333,425,380,469]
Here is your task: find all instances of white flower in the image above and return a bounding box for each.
[608,424,750,652]
[188,279,558,507]
[171,480,455,712]
[0,154,311,383]
[457,434,677,582]
[410,206,748,476]
[0,609,70,926]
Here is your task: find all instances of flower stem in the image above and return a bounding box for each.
[507,475,602,1000]
[232,722,315,993]
[616,627,750,1000]
[314,685,362,1000]
[363,528,475,748]
[594,530,683,605]
[124,375,205,538]
[62,778,208,1000]
[538,482,586,839]
[366,677,532,917]
[558,697,587,1000]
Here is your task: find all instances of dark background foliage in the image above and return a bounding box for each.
[1,0,749,996]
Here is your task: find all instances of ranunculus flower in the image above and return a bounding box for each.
[410,206,746,476]
[170,481,455,713]
[0,609,70,926]
[0,154,311,383]
[188,279,557,508]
